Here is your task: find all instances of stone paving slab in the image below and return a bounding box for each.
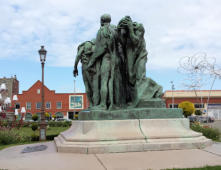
[203,142,221,156]
[0,141,221,170]
[0,142,104,170]
[97,148,221,170]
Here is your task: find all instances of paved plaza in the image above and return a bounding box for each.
[0,141,221,170]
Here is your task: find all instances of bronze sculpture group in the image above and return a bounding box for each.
[74,14,163,110]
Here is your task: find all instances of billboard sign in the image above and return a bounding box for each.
[69,95,84,109]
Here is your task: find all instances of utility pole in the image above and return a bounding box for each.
[170,81,175,108]
[74,79,76,93]
[73,79,76,120]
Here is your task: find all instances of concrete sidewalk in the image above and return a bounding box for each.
[0,142,221,170]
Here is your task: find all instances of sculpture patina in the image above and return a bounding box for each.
[74,14,163,111]
[54,15,212,153]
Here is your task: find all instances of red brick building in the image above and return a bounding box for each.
[12,80,88,120]
[163,90,221,120]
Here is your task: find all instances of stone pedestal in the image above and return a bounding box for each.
[54,118,212,154]
[78,108,184,120]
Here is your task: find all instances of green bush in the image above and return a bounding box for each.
[179,101,195,117]
[63,121,72,127]
[0,129,31,145]
[183,111,192,118]
[191,123,220,141]
[32,114,38,121]
[30,134,58,141]
[1,120,9,127]
[22,122,31,127]
[0,120,24,128]
[31,123,38,131]
[195,110,203,115]
[46,134,58,140]
[48,121,71,127]
[202,127,220,141]
[56,121,63,127]
[31,134,39,141]
[48,121,56,127]
[45,112,50,120]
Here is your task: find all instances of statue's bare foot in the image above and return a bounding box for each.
[127,102,136,109]
[91,104,107,110]
[108,104,120,111]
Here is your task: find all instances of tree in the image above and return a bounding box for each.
[31,122,39,141]
[178,53,221,114]
[45,112,50,120]
[31,122,38,131]
[178,101,195,117]
[32,114,38,121]
[195,110,203,116]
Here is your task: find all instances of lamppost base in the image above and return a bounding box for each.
[39,122,47,141]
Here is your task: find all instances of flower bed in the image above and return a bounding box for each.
[190,122,220,141]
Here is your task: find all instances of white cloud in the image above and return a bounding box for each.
[0,0,221,69]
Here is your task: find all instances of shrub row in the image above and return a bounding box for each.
[1,120,72,128]
[190,123,220,141]
[0,120,31,128]
[0,128,31,145]
[48,121,72,127]
[31,134,58,141]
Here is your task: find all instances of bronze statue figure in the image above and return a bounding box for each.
[74,14,163,110]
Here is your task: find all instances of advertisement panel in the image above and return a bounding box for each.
[69,95,84,109]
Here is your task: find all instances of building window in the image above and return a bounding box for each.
[56,102,62,109]
[15,103,20,109]
[26,102,31,110]
[36,102,42,109]
[25,113,32,120]
[46,102,51,109]
[194,103,204,108]
[37,89,40,94]
[169,104,178,108]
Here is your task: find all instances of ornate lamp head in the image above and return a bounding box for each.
[38,46,47,63]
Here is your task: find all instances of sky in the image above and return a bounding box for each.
[0,0,221,93]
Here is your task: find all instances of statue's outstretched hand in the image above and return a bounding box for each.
[73,69,78,77]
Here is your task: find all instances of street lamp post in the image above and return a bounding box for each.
[39,46,47,141]
[170,81,175,108]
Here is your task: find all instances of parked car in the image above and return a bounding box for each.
[188,115,215,123]
[188,116,197,123]
[209,116,215,123]
[56,118,71,122]
[196,116,215,123]
[197,116,207,123]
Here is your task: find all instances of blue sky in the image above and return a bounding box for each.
[0,0,221,93]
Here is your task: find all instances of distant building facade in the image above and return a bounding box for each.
[163,90,221,120]
[12,80,88,120]
[0,75,19,101]
[11,79,221,121]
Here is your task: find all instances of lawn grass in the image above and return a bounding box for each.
[17,126,69,136]
[165,165,221,170]
[0,126,69,151]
